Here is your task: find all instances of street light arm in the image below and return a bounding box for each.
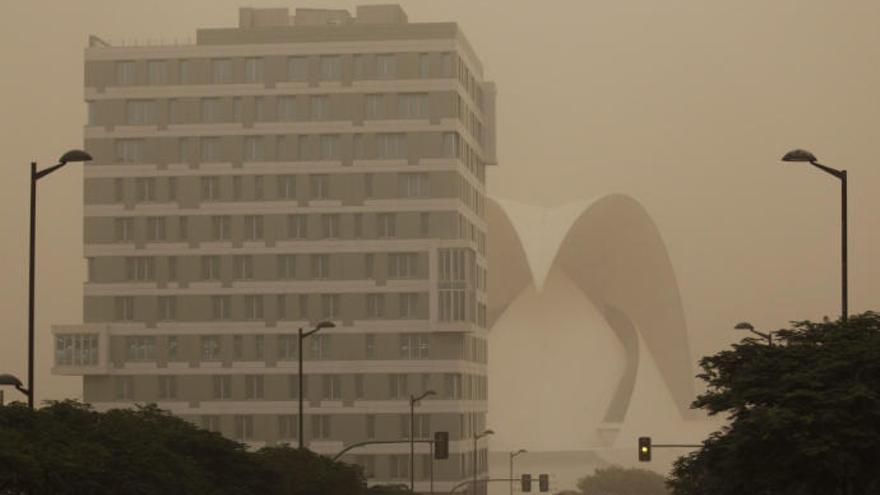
[302,328,322,338]
[809,161,846,180]
[34,162,68,180]
[15,384,31,397]
[749,328,772,340]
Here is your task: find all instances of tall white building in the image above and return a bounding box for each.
[54,5,495,492]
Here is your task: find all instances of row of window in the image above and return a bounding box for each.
[109,372,488,402]
[111,52,466,87]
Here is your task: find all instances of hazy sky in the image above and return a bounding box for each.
[0,0,877,404]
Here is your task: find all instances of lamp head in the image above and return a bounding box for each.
[316,321,336,330]
[0,374,24,387]
[734,322,754,332]
[58,149,93,164]
[781,149,817,163]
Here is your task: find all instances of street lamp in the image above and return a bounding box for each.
[298,320,335,449]
[734,322,774,346]
[410,390,436,492]
[0,374,30,402]
[473,429,494,495]
[28,149,92,410]
[509,449,527,495]
[781,149,848,322]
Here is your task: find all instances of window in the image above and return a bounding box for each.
[402,414,431,439]
[278,255,296,279]
[255,335,265,359]
[158,376,177,399]
[201,416,221,433]
[365,334,376,359]
[400,173,428,198]
[245,375,264,399]
[376,54,396,79]
[231,176,242,200]
[321,214,339,238]
[438,248,471,322]
[245,57,262,82]
[213,376,231,399]
[297,135,311,161]
[178,59,190,84]
[355,375,364,399]
[147,60,166,85]
[400,334,430,359]
[146,217,166,242]
[233,335,243,360]
[134,178,155,202]
[389,374,408,399]
[365,414,376,439]
[299,294,309,320]
[288,57,308,81]
[201,336,221,360]
[312,254,330,279]
[244,136,264,161]
[125,257,154,281]
[363,174,374,198]
[366,294,385,319]
[114,218,133,242]
[212,59,232,83]
[353,55,366,79]
[364,94,383,119]
[353,134,366,159]
[277,96,297,121]
[244,215,264,241]
[277,295,288,320]
[234,415,254,440]
[442,52,454,77]
[320,295,339,320]
[201,177,220,202]
[444,373,461,399]
[319,135,340,160]
[378,213,397,238]
[310,174,329,200]
[168,336,179,361]
[312,415,332,439]
[398,93,428,118]
[278,335,297,360]
[55,334,98,366]
[278,175,296,199]
[211,296,230,320]
[126,100,155,125]
[419,212,430,237]
[232,97,242,121]
[201,256,220,280]
[115,297,134,321]
[125,336,155,361]
[115,377,134,399]
[419,53,431,78]
[278,415,298,440]
[117,61,136,85]
[234,255,254,279]
[322,375,342,400]
[353,214,363,238]
[399,293,418,318]
[116,139,144,163]
[388,253,417,278]
[177,137,188,162]
[158,296,177,321]
[255,175,265,199]
[168,177,178,202]
[244,295,264,320]
[288,214,307,239]
[377,133,407,159]
[200,138,221,162]
[211,216,231,240]
[310,95,329,120]
[320,56,341,80]
[390,455,409,480]
[443,132,458,158]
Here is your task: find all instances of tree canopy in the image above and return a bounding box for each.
[0,400,369,495]
[668,312,880,495]
[575,465,668,495]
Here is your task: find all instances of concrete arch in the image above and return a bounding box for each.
[487,194,695,422]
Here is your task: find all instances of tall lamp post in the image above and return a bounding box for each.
[298,320,335,449]
[473,429,494,495]
[509,449,527,495]
[410,390,436,492]
[781,149,848,322]
[734,322,774,346]
[28,150,92,410]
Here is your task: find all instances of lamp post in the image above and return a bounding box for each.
[410,390,436,492]
[473,429,494,495]
[509,449,527,495]
[298,320,335,449]
[28,150,92,410]
[781,149,848,322]
[0,374,30,402]
[734,322,774,346]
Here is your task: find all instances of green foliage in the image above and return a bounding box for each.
[0,401,366,495]
[575,465,668,495]
[668,312,880,495]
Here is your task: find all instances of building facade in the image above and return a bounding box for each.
[54,5,494,492]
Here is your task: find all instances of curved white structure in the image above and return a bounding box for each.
[487,194,696,451]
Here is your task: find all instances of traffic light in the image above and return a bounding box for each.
[434,431,449,459]
[538,474,549,492]
[521,474,532,492]
[638,436,652,462]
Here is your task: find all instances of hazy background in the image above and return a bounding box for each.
[0,0,877,418]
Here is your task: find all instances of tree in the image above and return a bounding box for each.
[575,465,668,495]
[668,312,880,495]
